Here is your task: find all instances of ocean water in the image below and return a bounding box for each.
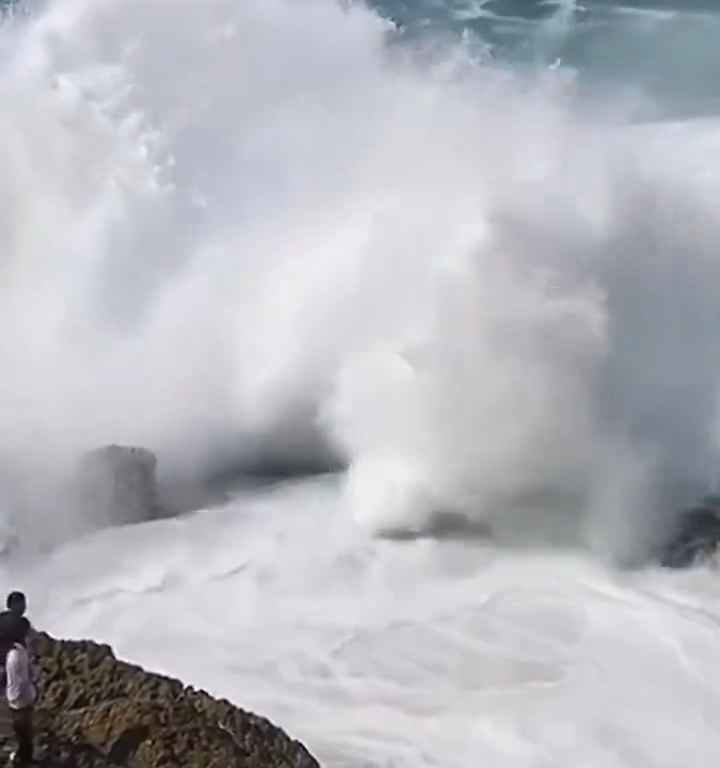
[371,0,720,118]
[12,480,720,767]
[2,0,720,765]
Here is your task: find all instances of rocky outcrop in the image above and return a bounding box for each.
[73,446,161,528]
[659,495,720,568]
[6,634,319,768]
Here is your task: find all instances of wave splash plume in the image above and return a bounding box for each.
[1,0,720,560]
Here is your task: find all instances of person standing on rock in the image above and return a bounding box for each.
[1,593,39,681]
[5,616,36,766]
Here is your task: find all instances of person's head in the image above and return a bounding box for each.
[6,591,26,617]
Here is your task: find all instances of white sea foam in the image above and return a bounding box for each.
[9,480,720,767]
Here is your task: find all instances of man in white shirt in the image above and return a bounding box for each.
[5,617,36,766]
[1,592,39,688]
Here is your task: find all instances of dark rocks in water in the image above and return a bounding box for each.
[73,445,161,529]
[377,511,492,542]
[659,496,720,568]
[1,633,320,768]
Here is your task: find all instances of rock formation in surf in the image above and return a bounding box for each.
[73,445,161,528]
[0,633,319,768]
[659,495,720,568]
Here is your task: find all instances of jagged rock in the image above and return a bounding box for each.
[22,634,320,768]
[659,495,720,568]
[73,446,160,528]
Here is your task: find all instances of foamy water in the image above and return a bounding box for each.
[3,0,720,764]
[8,478,720,767]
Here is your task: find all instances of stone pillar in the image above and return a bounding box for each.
[75,445,159,528]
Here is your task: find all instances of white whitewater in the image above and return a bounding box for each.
[8,478,720,767]
[2,0,720,765]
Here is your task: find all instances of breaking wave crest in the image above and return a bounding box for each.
[1,0,720,559]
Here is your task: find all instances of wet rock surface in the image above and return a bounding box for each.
[72,446,161,529]
[0,634,320,768]
[659,496,720,568]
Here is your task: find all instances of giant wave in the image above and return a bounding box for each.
[2,0,720,560]
[3,2,720,766]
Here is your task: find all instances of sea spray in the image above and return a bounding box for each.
[1,0,719,559]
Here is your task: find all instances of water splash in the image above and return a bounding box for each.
[1,0,719,558]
